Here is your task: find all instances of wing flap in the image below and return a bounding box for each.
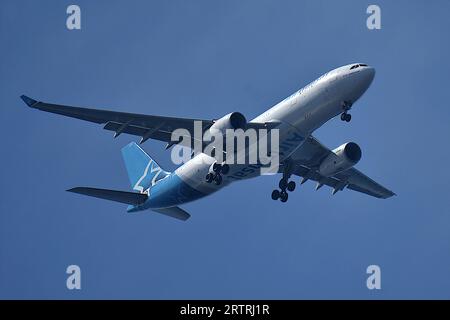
[103,121,172,143]
[290,165,395,198]
[337,168,396,199]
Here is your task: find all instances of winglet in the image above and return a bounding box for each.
[20,95,39,108]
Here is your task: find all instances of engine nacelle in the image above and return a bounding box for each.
[318,142,362,177]
[208,112,247,134]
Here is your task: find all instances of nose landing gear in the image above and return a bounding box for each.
[341,101,353,122]
[341,112,351,122]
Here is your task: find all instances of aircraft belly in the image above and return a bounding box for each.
[224,120,306,181]
[144,173,206,209]
[288,96,341,133]
[254,81,343,136]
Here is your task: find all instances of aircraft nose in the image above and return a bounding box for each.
[363,66,375,85]
[345,65,376,103]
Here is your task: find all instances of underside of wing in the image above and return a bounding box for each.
[21,95,277,151]
[285,136,395,199]
[290,165,395,198]
[20,95,213,146]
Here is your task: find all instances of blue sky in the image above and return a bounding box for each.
[1,0,450,299]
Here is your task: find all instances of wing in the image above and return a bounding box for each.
[284,136,395,199]
[20,95,213,146]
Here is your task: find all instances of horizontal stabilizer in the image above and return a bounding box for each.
[152,207,191,221]
[67,187,148,205]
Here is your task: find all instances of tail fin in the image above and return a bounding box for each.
[121,142,170,193]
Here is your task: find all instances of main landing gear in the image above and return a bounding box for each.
[341,101,353,122]
[272,161,296,203]
[272,179,296,202]
[205,162,229,186]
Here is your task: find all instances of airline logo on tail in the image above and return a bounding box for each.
[133,160,166,194]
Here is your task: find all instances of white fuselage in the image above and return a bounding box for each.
[173,63,375,201]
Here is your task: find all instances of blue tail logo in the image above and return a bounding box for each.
[121,142,170,193]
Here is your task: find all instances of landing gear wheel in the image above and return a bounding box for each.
[280,191,288,203]
[345,113,351,122]
[271,189,280,200]
[212,162,221,173]
[341,113,351,122]
[279,179,287,190]
[287,181,296,192]
[221,164,230,175]
[206,173,213,183]
[214,174,222,185]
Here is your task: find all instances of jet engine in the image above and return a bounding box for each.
[318,142,362,177]
[208,112,247,134]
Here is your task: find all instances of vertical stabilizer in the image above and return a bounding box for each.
[121,142,170,193]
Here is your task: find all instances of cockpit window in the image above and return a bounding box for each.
[350,63,368,70]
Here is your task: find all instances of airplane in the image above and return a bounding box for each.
[21,63,395,221]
